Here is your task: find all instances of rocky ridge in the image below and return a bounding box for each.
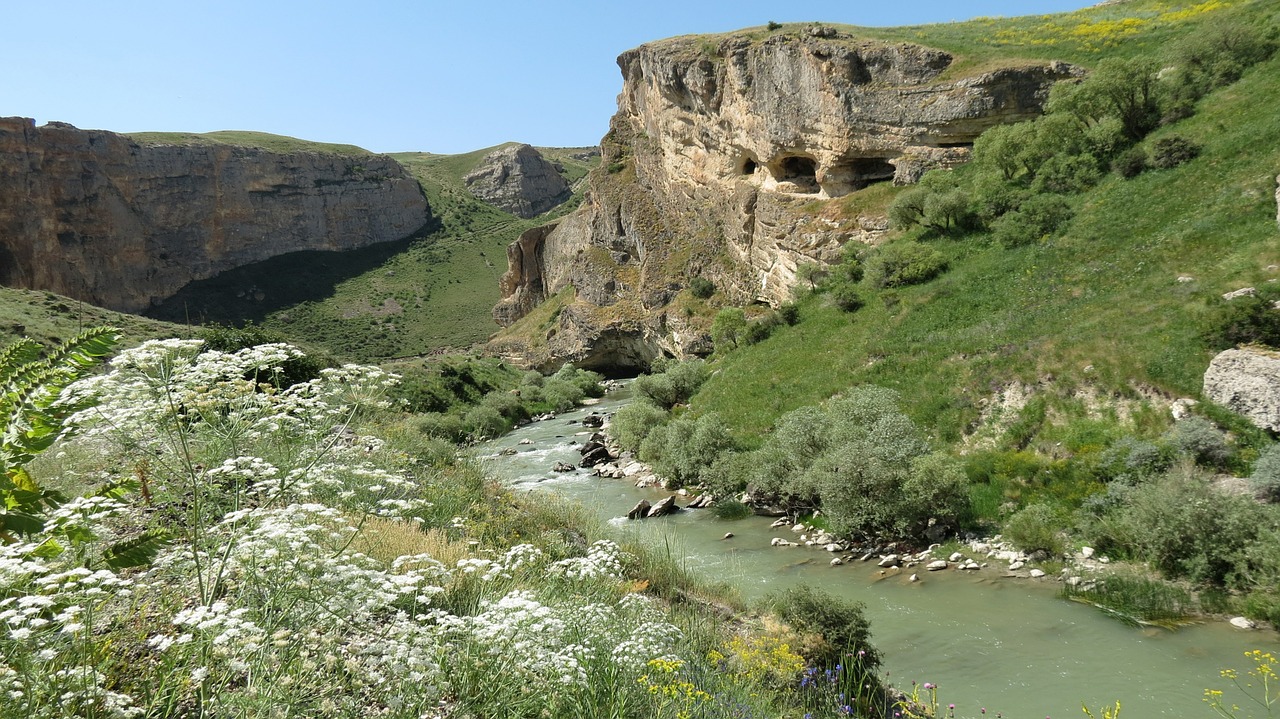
[464,144,572,219]
[490,28,1080,372]
[0,118,431,313]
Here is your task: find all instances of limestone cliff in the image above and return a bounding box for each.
[464,144,571,218]
[0,118,431,313]
[490,28,1079,371]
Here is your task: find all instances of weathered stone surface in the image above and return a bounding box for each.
[1204,347,1280,432]
[647,495,680,517]
[490,31,1079,370]
[464,144,570,219]
[626,499,652,520]
[0,118,430,313]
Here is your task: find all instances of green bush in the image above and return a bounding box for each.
[1030,153,1102,194]
[770,585,881,672]
[1250,444,1280,502]
[609,400,669,453]
[412,412,468,442]
[200,323,328,388]
[1149,136,1201,169]
[464,404,508,440]
[865,241,947,289]
[1003,503,1065,556]
[1112,146,1148,178]
[634,359,710,409]
[827,278,864,312]
[887,186,928,229]
[991,194,1074,248]
[745,387,966,541]
[640,412,737,489]
[1201,285,1280,350]
[711,307,748,354]
[689,276,716,299]
[1115,464,1263,585]
[777,302,801,326]
[1165,416,1230,468]
[1169,22,1277,99]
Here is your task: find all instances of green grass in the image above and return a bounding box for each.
[127,130,373,156]
[0,286,192,349]
[693,48,1280,444]
[143,144,598,361]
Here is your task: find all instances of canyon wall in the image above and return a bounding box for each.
[0,118,431,312]
[491,28,1079,371]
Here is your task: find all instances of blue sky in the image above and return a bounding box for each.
[4,1,1093,154]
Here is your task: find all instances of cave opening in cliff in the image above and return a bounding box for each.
[740,157,758,175]
[775,155,819,192]
[849,157,896,186]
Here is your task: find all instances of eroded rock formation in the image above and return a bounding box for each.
[0,118,431,312]
[464,144,571,218]
[490,28,1079,370]
[1204,347,1280,432]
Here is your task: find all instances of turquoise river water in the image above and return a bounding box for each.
[478,385,1276,718]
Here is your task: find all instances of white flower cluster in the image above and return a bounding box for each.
[550,539,627,580]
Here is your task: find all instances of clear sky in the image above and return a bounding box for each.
[4,1,1095,155]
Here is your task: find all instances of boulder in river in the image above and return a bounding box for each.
[626,499,652,520]
[552,461,576,473]
[646,495,680,518]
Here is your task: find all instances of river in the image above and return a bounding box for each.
[477,385,1276,718]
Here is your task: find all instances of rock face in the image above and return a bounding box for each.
[490,29,1079,371]
[464,144,571,219]
[0,118,431,313]
[1204,347,1280,432]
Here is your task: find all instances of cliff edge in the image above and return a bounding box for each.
[490,27,1079,371]
[0,118,431,313]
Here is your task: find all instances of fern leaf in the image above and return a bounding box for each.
[102,529,174,569]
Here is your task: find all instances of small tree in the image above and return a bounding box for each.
[711,307,748,354]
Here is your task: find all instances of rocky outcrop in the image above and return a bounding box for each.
[1204,347,1280,432]
[464,144,570,218]
[0,118,430,313]
[491,29,1079,370]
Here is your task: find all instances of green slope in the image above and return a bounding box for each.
[695,35,1280,444]
[144,143,598,362]
[0,286,193,349]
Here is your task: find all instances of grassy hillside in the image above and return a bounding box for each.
[690,0,1280,444]
[0,286,192,349]
[144,143,598,361]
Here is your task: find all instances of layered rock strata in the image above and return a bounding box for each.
[491,28,1078,370]
[0,118,431,312]
[464,144,571,218]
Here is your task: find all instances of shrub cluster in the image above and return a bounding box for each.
[414,364,603,442]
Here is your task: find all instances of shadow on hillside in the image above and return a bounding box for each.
[145,220,440,328]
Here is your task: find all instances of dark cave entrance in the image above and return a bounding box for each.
[775,155,819,192]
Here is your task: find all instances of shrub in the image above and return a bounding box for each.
[463,404,508,440]
[1250,444,1280,502]
[1165,416,1230,468]
[1170,22,1277,98]
[887,187,928,229]
[766,20,783,31]
[609,400,669,453]
[865,241,947,289]
[991,194,1074,248]
[200,322,328,387]
[413,411,468,441]
[633,359,710,409]
[1031,152,1102,194]
[1098,437,1172,483]
[778,302,801,326]
[640,412,737,489]
[1003,503,1065,556]
[1201,285,1280,350]
[827,278,864,312]
[1116,463,1263,585]
[922,188,975,232]
[689,276,716,299]
[769,585,881,672]
[1150,136,1200,169]
[711,307,748,354]
[1112,146,1148,178]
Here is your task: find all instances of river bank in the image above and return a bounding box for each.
[478,385,1278,718]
